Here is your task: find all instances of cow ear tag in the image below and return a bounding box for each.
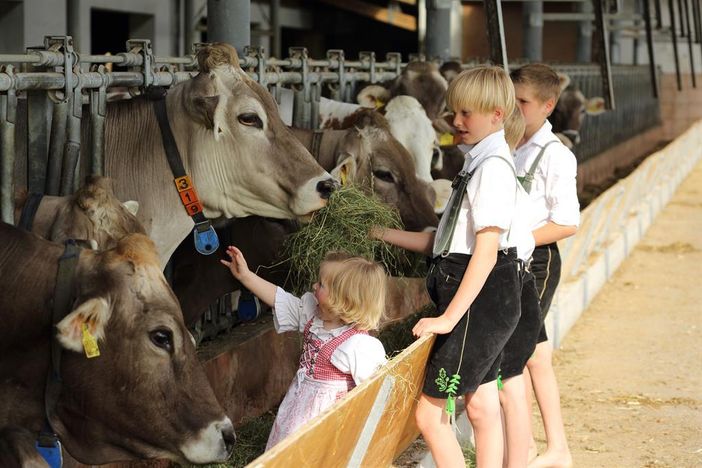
[193,223,220,255]
[439,133,455,146]
[81,323,100,358]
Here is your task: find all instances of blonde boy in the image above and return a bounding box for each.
[374,66,534,467]
[509,63,580,467]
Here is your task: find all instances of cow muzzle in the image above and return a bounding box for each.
[179,417,236,464]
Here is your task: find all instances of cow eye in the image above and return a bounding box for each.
[373,170,395,184]
[149,329,173,352]
[238,113,263,129]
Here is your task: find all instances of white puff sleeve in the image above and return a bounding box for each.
[272,288,318,333]
[330,335,388,385]
[544,148,581,227]
[469,160,518,233]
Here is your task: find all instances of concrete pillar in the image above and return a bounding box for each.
[577,0,594,62]
[523,1,544,60]
[426,0,452,61]
[207,0,250,53]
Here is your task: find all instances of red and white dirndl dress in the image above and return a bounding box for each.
[266,318,367,449]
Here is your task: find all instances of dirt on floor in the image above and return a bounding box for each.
[535,160,702,467]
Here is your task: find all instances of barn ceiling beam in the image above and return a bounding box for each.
[316,0,418,31]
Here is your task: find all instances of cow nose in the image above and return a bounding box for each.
[316,178,337,199]
[220,420,236,458]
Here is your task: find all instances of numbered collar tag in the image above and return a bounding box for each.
[36,438,63,468]
[193,223,219,255]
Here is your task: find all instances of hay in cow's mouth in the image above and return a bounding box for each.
[283,186,419,295]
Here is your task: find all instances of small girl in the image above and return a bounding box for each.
[221,247,388,449]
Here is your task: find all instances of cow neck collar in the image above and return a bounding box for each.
[39,240,82,463]
[146,86,220,256]
[17,192,44,231]
[310,129,338,171]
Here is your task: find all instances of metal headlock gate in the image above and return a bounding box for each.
[0,35,660,342]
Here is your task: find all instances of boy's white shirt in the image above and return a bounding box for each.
[452,129,535,261]
[513,120,581,230]
[272,288,387,386]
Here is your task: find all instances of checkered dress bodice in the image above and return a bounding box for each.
[299,318,367,385]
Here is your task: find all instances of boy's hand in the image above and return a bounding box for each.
[220,246,252,281]
[369,225,385,241]
[412,315,457,337]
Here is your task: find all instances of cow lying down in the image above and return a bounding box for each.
[0,222,236,465]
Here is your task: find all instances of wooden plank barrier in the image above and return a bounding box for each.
[247,334,436,467]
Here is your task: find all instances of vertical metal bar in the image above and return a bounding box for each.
[207,0,251,54]
[678,0,688,35]
[26,91,51,193]
[0,91,17,224]
[691,0,701,41]
[483,0,508,71]
[426,0,452,61]
[46,101,67,196]
[185,0,196,53]
[669,0,683,90]
[61,110,81,196]
[523,1,544,61]
[684,0,697,86]
[270,0,281,59]
[90,88,106,176]
[654,0,663,28]
[593,0,616,109]
[643,0,660,97]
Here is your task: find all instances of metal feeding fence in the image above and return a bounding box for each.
[0,36,661,342]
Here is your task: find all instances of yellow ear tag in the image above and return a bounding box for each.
[374,98,385,110]
[339,170,348,186]
[439,133,454,146]
[81,323,100,358]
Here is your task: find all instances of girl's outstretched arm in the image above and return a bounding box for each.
[371,227,435,255]
[413,227,500,336]
[220,245,277,307]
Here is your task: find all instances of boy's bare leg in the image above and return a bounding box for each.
[415,394,465,467]
[522,366,539,462]
[465,381,504,468]
[499,375,530,468]
[527,341,573,468]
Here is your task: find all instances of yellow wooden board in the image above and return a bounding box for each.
[248,334,435,467]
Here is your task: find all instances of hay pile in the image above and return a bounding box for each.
[283,186,417,295]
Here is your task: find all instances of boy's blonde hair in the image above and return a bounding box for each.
[504,107,526,151]
[446,65,515,117]
[321,252,387,331]
[510,63,562,103]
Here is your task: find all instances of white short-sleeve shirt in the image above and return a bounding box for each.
[272,288,387,385]
[514,120,581,230]
[449,130,535,261]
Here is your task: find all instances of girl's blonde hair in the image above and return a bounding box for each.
[446,65,516,117]
[321,252,387,331]
[504,107,526,151]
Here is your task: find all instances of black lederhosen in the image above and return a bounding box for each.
[532,242,562,343]
[500,271,541,380]
[422,249,521,397]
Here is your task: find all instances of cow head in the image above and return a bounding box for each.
[51,234,235,464]
[329,110,439,231]
[389,61,448,120]
[549,74,605,147]
[50,176,145,249]
[175,43,335,220]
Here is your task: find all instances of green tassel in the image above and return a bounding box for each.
[497,373,504,391]
[445,394,456,415]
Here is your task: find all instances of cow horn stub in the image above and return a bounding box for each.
[197,43,240,72]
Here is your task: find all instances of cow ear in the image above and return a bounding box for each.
[357,85,391,109]
[557,73,571,92]
[331,155,358,187]
[122,200,139,216]
[585,97,606,115]
[56,298,110,353]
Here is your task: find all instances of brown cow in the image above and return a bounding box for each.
[0,224,235,464]
[101,43,335,266]
[549,83,605,148]
[171,111,439,326]
[15,176,144,249]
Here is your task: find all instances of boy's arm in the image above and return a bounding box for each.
[533,221,577,246]
[413,227,500,336]
[220,246,277,307]
[372,227,435,256]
